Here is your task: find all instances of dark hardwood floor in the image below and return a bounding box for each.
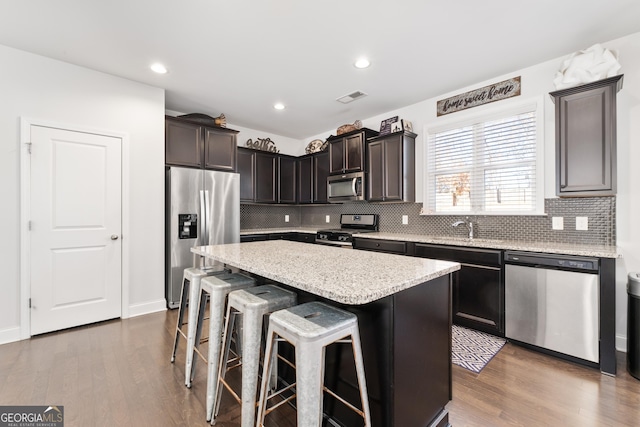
[1,310,639,426]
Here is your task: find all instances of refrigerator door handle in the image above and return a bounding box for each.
[204,190,211,244]
[199,190,206,244]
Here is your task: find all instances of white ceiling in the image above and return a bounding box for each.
[2,0,640,140]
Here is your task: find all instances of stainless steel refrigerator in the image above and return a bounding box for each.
[165,167,240,308]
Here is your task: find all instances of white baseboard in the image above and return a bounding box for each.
[0,326,23,345]
[127,299,167,318]
[617,334,627,353]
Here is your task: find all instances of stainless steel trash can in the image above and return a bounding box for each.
[627,273,640,379]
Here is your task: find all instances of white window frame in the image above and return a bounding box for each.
[423,96,545,216]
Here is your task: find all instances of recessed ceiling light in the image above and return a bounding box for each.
[354,58,370,69]
[273,103,286,110]
[150,63,168,74]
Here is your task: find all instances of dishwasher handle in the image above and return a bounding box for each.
[504,251,599,272]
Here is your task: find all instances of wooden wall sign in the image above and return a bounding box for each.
[437,76,521,116]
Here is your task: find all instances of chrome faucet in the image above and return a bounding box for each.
[452,219,474,239]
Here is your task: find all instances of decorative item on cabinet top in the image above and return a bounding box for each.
[305,139,329,154]
[553,43,621,90]
[177,112,227,127]
[246,137,280,153]
[379,116,399,135]
[337,119,362,135]
[380,116,413,135]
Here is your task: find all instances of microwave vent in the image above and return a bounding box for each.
[336,91,368,104]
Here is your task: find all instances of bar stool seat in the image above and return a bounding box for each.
[170,266,228,377]
[214,285,297,427]
[191,272,255,422]
[256,301,371,427]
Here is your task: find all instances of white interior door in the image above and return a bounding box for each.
[29,125,122,335]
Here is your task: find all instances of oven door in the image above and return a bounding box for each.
[314,239,353,248]
[327,172,364,202]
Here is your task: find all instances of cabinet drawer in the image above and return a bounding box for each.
[294,233,315,243]
[268,233,294,240]
[240,234,268,242]
[353,238,406,255]
[414,244,502,267]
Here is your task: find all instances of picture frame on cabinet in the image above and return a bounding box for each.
[379,116,399,135]
[402,119,413,132]
[391,121,403,133]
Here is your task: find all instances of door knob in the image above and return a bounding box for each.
[111,235,119,240]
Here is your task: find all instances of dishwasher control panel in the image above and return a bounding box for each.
[504,251,598,272]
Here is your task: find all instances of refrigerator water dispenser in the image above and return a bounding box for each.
[178,213,198,239]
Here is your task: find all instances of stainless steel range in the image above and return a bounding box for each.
[316,214,378,247]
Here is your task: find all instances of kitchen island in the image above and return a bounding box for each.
[192,240,460,427]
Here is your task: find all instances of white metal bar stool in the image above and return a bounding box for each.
[191,272,256,422]
[256,301,371,427]
[170,266,228,380]
[214,285,297,427]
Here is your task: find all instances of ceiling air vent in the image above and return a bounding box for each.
[336,91,368,104]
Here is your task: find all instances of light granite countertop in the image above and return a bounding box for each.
[240,228,620,258]
[192,240,460,305]
[353,232,620,258]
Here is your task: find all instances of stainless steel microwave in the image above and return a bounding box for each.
[327,172,365,202]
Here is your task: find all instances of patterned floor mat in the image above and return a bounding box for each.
[452,325,506,373]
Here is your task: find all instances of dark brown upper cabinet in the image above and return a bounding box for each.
[165,116,238,172]
[203,127,237,172]
[296,151,330,204]
[237,147,255,202]
[313,151,330,204]
[550,75,623,197]
[328,128,378,174]
[254,151,278,203]
[366,130,416,202]
[278,155,297,204]
[297,155,313,204]
[237,147,281,204]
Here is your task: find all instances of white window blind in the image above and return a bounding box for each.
[425,106,541,215]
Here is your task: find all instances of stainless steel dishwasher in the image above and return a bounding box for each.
[504,251,599,363]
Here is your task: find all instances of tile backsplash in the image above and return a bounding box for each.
[241,196,615,246]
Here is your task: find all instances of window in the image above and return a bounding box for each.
[424,101,543,215]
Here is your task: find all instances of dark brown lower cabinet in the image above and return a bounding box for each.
[453,264,502,335]
[240,234,268,243]
[277,274,451,427]
[241,232,316,243]
[414,243,504,336]
[352,237,407,255]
